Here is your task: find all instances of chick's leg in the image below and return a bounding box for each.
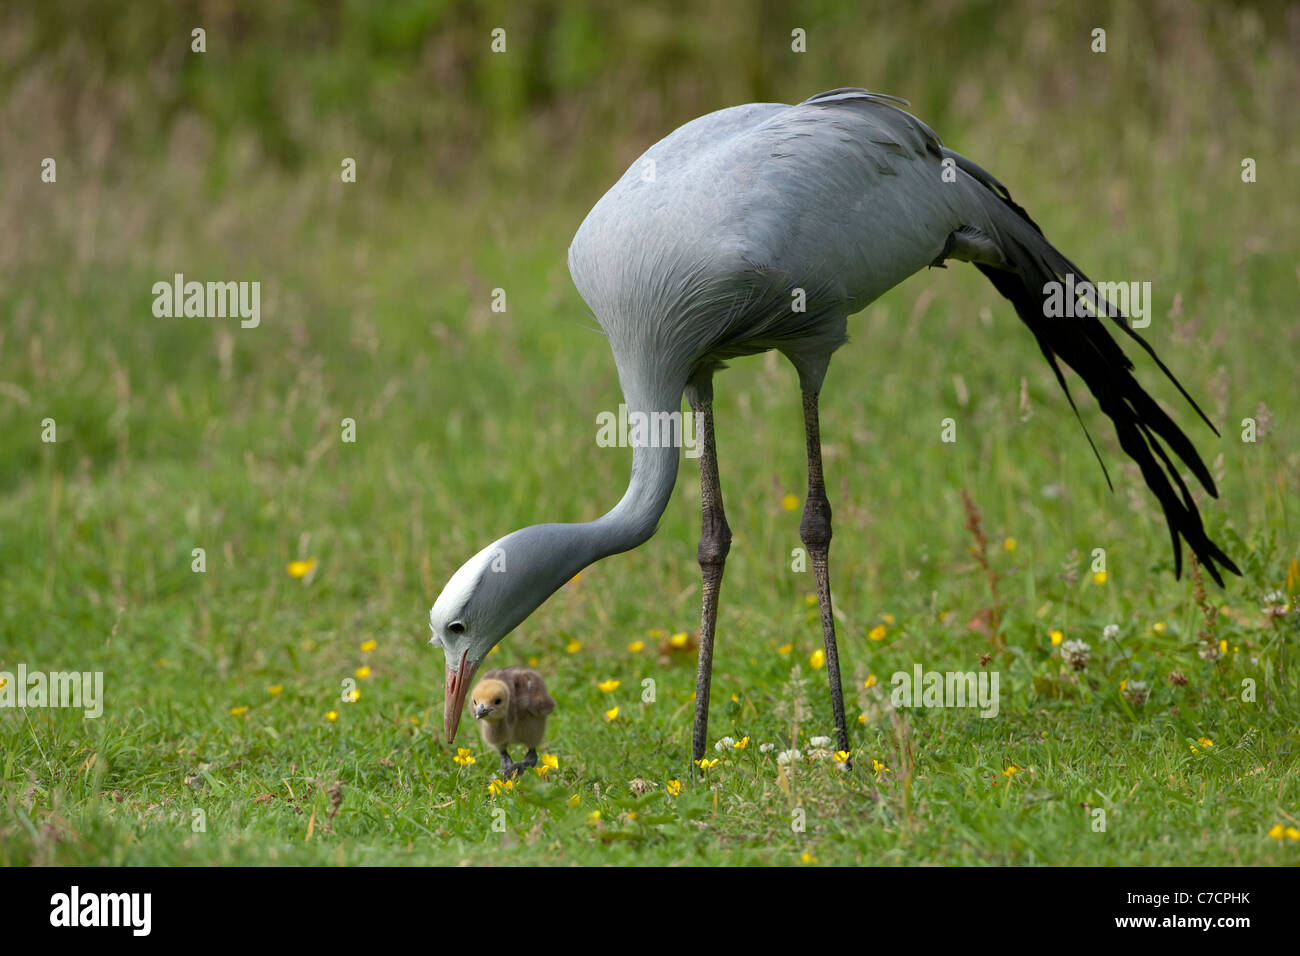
[687,374,731,770]
[498,748,513,778]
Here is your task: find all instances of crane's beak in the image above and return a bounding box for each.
[444,650,479,743]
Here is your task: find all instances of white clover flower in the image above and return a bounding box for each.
[1102,624,1119,641]
[777,748,802,765]
[1124,680,1149,706]
[809,736,832,748]
[714,736,736,752]
[1261,591,1291,618]
[1062,639,1091,670]
[759,742,775,753]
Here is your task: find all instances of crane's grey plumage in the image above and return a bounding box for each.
[432,88,1239,759]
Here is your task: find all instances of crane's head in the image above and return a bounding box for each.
[430,528,577,742]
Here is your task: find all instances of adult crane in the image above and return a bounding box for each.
[430,88,1238,768]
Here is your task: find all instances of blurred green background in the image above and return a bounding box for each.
[1,1,1297,864]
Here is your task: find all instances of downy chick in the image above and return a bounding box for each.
[469,667,555,779]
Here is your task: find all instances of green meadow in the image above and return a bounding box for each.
[1,1,1297,865]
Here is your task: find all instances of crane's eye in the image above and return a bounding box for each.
[448,621,465,635]
[493,698,501,705]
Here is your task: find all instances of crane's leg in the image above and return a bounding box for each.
[687,379,731,770]
[801,389,852,769]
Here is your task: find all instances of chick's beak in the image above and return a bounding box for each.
[474,704,489,719]
[444,650,480,743]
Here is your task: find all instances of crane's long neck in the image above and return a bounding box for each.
[479,373,686,638]
[566,373,686,565]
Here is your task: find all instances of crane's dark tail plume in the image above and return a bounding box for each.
[952,153,1240,586]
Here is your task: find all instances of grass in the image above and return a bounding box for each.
[2,5,1299,866]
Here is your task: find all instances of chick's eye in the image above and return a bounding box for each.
[448,621,465,635]
[494,698,501,705]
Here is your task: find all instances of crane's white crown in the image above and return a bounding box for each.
[428,537,507,663]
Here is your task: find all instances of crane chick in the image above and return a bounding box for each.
[469,667,555,779]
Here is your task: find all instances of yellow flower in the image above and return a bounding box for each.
[346,688,360,702]
[782,494,800,512]
[1093,571,1107,584]
[487,777,505,795]
[604,706,619,722]
[864,673,877,688]
[694,757,719,769]
[810,648,825,670]
[597,679,620,693]
[287,558,317,578]
[666,779,682,796]
[777,642,793,656]
[360,639,377,652]
[453,747,476,766]
[804,594,818,607]
[267,685,283,696]
[326,710,338,722]
[1197,737,1214,748]
[1049,629,1064,646]
[872,759,891,774]
[868,624,887,641]
[628,640,645,653]
[1287,828,1300,841]
[1152,621,1166,634]
[565,639,582,654]
[355,666,371,679]
[669,631,689,649]
[229,705,249,716]
[535,753,559,777]
[567,793,581,807]
[834,750,851,763]
[882,613,896,625]
[1004,766,1019,777]
[1268,824,1285,839]
[733,736,749,750]
[647,628,664,639]
[0,677,7,689]
[800,850,817,864]
[1003,537,1016,552]
[528,656,539,667]
[586,810,602,825]
[1219,639,1228,655]
[1120,679,1127,692]
[730,693,739,703]
[857,713,867,725]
